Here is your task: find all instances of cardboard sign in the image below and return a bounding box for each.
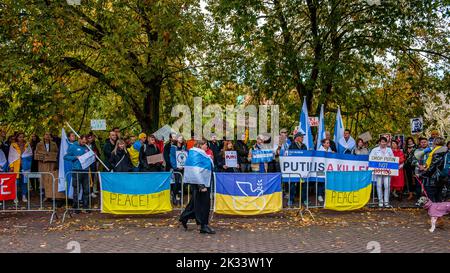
[147,153,164,165]
[90,119,106,131]
[176,151,188,168]
[225,151,238,168]
[358,132,372,143]
[410,117,423,135]
[368,155,399,176]
[309,117,319,127]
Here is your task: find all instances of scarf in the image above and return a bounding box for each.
[426,146,442,169]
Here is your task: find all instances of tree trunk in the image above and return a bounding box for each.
[138,78,162,133]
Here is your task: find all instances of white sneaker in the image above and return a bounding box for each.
[22,196,28,203]
[378,202,384,208]
[318,196,324,202]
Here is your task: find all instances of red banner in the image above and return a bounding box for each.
[0,174,17,201]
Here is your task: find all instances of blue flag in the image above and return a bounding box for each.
[316,104,326,150]
[299,97,314,150]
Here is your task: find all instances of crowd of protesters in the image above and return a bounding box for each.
[0,127,448,209]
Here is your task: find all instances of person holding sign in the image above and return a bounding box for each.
[139,135,163,172]
[287,132,308,206]
[170,134,186,205]
[63,135,92,213]
[34,132,63,200]
[369,136,394,208]
[110,139,133,172]
[248,135,272,173]
[217,141,239,172]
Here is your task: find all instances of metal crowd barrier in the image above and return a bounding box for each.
[304,171,326,209]
[0,172,58,224]
[61,171,188,222]
[62,171,101,222]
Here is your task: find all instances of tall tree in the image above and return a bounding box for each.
[0,0,208,132]
[205,0,449,115]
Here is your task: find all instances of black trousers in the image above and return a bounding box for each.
[404,165,414,193]
[179,184,211,226]
[72,172,90,209]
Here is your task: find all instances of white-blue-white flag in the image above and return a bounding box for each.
[316,104,326,150]
[58,128,74,198]
[299,97,314,150]
[334,106,344,143]
[184,147,213,188]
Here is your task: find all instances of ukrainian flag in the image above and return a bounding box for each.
[325,171,373,211]
[214,173,282,215]
[99,172,172,214]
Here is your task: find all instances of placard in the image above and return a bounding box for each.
[368,155,399,176]
[410,117,423,135]
[225,151,238,168]
[176,151,188,168]
[309,117,319,127]
[79,151,96,169]
[90,119,106,131]
[358,131,372,143]
[147,153,164,165]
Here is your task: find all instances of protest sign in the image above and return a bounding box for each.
[309,117,319,127]
[225,151,238,168]
[410,117,423,134]
[79,151,96,169]
[358,131,372,143]
[90,119,106,131]
[176,151,188,168]
[368,155,399,176]
[147,153,164,165]
[0,174,17,201]
[280,150,369,181]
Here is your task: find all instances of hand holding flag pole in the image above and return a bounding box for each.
[65,122,110,172]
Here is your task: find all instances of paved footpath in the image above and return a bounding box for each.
[0,208,448,253]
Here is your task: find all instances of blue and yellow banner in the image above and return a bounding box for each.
[325,171,372,211]
[99,172,172,214]
[214,173,282,215]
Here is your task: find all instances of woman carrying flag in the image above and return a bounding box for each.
[8,132,33,203]
[179,139,215,234]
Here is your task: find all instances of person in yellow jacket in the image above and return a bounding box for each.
[8,133,33,203]
[128,133,146,172]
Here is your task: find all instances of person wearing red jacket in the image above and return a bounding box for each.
[391,140,405,201]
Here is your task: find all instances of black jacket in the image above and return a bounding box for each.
[421,146,448,187]
[288,141,307,150]
[139,144,162,172]
[235,141,249,164]
[208,141,223,166]
[163,142,172,171]
[110,149,133,172]
[103,140,116,170]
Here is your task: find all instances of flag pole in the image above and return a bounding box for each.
[65,122,110,172]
